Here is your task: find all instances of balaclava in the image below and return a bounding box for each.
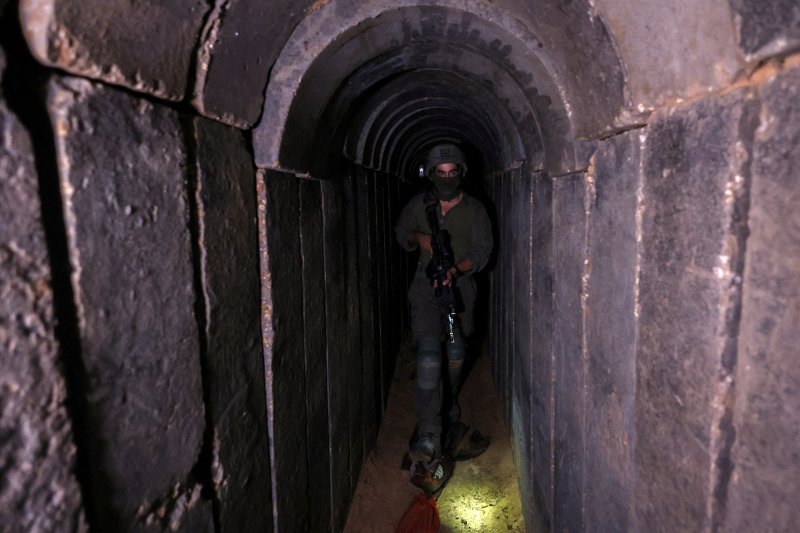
[426,144,467,201]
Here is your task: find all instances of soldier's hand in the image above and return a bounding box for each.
[443,267,458,287]
[414,232,433,254]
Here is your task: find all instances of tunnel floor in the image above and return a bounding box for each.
[344,340,525,532]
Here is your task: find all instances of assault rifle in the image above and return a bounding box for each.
[424,198,458,344]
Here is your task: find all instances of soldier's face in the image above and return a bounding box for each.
[432,163,463,200]
[434,163,460,178]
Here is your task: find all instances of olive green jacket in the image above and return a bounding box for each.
[395,192,494,273]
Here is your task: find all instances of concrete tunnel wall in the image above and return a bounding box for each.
[1,0,800,531]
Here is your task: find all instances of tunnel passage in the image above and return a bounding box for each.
[254,3,800,532]
[255,3,626,175]
[3,0,800,531]
[254,4,624,531]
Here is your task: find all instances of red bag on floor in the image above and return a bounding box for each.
[395,493,441,533]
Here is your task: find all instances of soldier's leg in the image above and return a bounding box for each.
[445,330,466,422]
[447,276,477,422]
[412,334,442,461]
[408,271,443,461]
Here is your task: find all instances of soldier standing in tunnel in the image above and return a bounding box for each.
[395,143,494,492]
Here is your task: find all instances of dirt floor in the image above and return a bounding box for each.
[344,341,525,532]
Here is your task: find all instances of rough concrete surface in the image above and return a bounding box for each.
[258,167,411,531]
[253,1,622,173]
[507,170,538,531]
[255,168,277,532]
[261,170,309,532]
[552,173,587,533]
[635,88,758,531]
[194,0,318,127]
[584,130,641,532]
[298,178,332,533]
[485,172,504,412]
[494,175,513,419]
[527,172,554,530]
[192,117,272,532]
[489,171,517,521]
[321,176,360,530]
[47,77,208,529]
[0,48,86,533]
[20,0,208,100]
[353,169,380,462]
[346,172,380,460]
[594,0,742,112]
[721,63,800,533]
[730,0,800,61]
[500,0,626,138]
[374,174,401,397]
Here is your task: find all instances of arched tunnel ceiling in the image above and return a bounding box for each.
[253,0,626,177]
[311,52,540,178]
[337,69,527,176]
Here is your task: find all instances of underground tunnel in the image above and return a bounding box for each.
[1,0,799,531]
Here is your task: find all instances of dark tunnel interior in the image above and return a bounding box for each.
[253,6,618,530]
[2,0,800,531]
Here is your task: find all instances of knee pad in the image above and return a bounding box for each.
[445,332,466,364]
[416,336,441,390]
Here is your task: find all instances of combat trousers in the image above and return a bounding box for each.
[408,269,476,439]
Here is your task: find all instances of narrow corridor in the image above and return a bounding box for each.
[2,1,799,531]
[345,341,523,532]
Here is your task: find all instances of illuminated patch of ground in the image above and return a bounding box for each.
[437,461,523,532]
[345,341,525,532]
[436,353,524,532]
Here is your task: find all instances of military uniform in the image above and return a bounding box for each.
[395,189,493,452]
[395,192,493,339]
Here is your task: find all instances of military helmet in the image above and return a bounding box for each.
[425,143,468,175]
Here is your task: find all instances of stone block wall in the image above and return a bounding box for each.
[0,41,86,533]
[21,0,208,101]
[257,166,408,532]
[0,9,272,528]
[722,63,800,533]
[634,87,757,532]
[3,0,800,530]
[488,59,800,532]
[192,118,272,532]
[552,172,588,533]
[487,167,553,530]
[584,132,639,532]
[48,76,212,530]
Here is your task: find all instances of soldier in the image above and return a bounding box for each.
[395,143,494,493]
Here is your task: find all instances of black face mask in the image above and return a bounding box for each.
[432,176,462,200]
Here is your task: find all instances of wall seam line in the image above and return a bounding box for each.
[182,116,223,532]
[707,91,759,533]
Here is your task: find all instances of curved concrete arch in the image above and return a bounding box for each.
[253,0,625,176]
[375,109,496,175]
[389,123,494,179]
[330,65,529,178]
[401,132,472,167]
[348,70,525,173]
[368,105,468,169]
[278,32,558,173]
